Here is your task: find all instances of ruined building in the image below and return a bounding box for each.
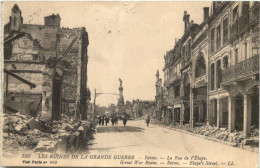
[4,4,90,123]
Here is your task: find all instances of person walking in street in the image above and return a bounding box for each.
[146,114,150,127]
[115,115,118,125]
[111,116,115,126]
[105,116,110,126]
[101,116,105,126]
[97,115,102,126]
[122,116,127,126]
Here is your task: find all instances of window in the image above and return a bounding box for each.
[244,42,247,60]
[216,60,221,89]
[211,63,215,90]
[223,18,228,45]
[211,28,215,53]
[223,56,229,69]
[174,85,180,97]
[14,17,16,27]
[195,54,206,78]
[216,25,221,50]
[242,2,249,15]
[230,50,232,66]
[233,6,238,22]
[234,48,238,64]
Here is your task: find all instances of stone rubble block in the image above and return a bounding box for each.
[242,139,259,146]
[34,140,59,153]
[62,123,75,132]
[27,118,45,132]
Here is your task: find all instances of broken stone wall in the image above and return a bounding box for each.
[59,28,80,116]
[4,36,44,115]
[59,28,89,120]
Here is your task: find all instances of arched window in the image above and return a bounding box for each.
[195,53,206,78]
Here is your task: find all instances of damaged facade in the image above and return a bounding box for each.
[4,4,90,123]
[155,70,165,121]
[158,1,259,137]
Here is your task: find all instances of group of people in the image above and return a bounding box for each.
[97,115,108,126]
[97,114,151,127]
[97,115,119,126]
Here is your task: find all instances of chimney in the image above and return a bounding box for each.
[183,11,190,32]
[203,7,209,21]
[44,14,61,28]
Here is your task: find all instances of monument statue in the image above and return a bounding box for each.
[117,77,125,114]
[119,78,122,86]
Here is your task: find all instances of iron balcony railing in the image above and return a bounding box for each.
[238,11,249,33]
[249,4,260,23]
[164,73,181,87]
[222,55,259,84]
[230,21,238,38]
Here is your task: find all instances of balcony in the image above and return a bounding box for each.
[238,12,249,33]
[230,21,238,38]
[222,55,259,84]
[249,4,260,23]
[164,73,181,87]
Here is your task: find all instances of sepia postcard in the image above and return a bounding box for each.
[1,1,259,167]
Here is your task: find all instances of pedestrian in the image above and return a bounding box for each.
[105,116,109,126]
[111,116,115,126]
[122,116,127,126]
[115,115,118,125]
[98,115,102,126]
[146,114,150,127]
[101,116,105,126]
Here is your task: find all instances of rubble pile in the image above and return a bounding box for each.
[151,120,259,150]
[3,112,96,156]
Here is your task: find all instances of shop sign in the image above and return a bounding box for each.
[195,76,206,88]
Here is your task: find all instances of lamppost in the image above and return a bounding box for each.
[93,89,119,122]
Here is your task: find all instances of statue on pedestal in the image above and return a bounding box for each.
[117,78,125,114]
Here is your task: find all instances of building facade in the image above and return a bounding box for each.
[208,1,259,137]
[158,1,259,137]
[4,5,89,123]
[163,41,182,125]
[190,8,210,127]
[155,70,165,121]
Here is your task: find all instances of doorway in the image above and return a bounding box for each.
[235,94,244,131]
[52,77,62,121]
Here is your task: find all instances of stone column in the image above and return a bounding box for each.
[228,96,235,133]
[172,108,175,124]
[180,103,184,126]
[217,98,223,128]
[190,88,195,127]
[243,94,251,137]
[198,102,203,122]
[166,108,169,125]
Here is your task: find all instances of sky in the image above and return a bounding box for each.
[2,1,211,106]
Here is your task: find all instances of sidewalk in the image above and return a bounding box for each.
[151,120,259,153]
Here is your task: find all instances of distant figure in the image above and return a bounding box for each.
[97,116,102,126]
[146,114,150,127]
[105,116,110,126]
[115,115,118,125]
[111,117,115,126]
[101,116,105,126]
[122,116,127,126]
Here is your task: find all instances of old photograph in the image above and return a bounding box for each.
[1,1,259,167]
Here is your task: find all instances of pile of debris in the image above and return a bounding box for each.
[151,120,259,151]
[3,112,96,157]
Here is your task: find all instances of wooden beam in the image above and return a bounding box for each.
[4,69,36,88]
[62,37,77,57]
[4,32,25,44]
[5,74,8,103]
